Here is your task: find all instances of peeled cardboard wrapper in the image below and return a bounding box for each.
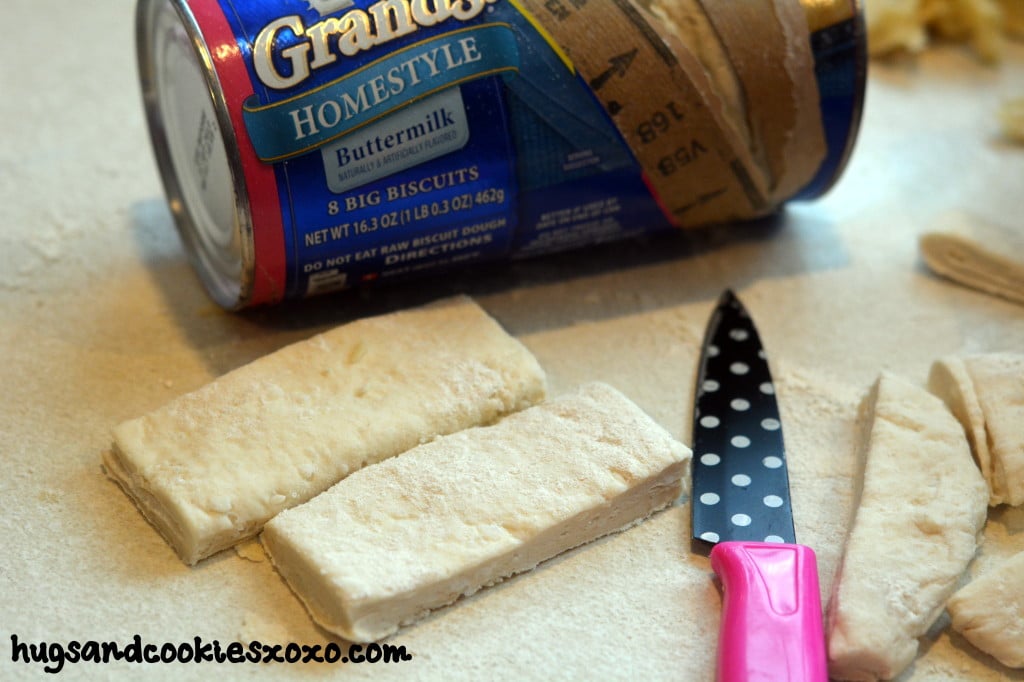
[516,0,829,226]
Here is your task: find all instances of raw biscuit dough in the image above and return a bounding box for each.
[826,373,989,681]
[866,0,1005,61]
[1000,96,1024,143]
[947,549,1024,668]
[919,213,1024,307]
[930,353,1024,506]
[103,296,547,565]
[261,382,691,643]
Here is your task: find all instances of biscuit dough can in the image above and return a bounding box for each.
[137,0,866,308]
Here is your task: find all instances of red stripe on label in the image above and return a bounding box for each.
[190,0,286,306]
[640,171,679,229]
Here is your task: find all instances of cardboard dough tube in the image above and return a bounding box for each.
[637,0,757,175]
[516,0,772,223]
[771,0,829,201]
[697,0,798,198]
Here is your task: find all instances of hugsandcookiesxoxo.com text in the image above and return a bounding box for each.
[8,634,412,673]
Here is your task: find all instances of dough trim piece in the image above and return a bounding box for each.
[261,382,691,643]
[947,550,1024,669]
[920,213,1024,307]
[930,353,1024,507]
[826,373,988,681]
[928,356,994,499]
[999,97,1024,145]
[103,296,547,565]
[866,0,1006,62]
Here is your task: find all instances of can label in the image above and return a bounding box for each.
[209,0,672,301]
[174,0,864,306]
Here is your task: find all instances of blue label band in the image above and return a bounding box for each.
[242,23,520,162]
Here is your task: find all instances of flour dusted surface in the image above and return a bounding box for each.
[4,3,1024,678]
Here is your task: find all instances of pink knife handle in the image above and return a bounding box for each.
[709,541,827,682]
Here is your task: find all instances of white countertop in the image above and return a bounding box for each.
[2,2,1024,679]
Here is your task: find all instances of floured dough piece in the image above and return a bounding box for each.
[866,0,1005,61]
[866,0,931,55]
[928,357,993,496]
[947,550,1024,668]
[261,382,691,643]
[919,212,1024,307]
[104,296,547,565]
[966,353,1024,506]
[925,0,1005,61]
[827,373,988,681]
[930,353,1024,506]
[1000,97,1024,144]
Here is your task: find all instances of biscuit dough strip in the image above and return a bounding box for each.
[104,296,547,565]
[261,382,691,643]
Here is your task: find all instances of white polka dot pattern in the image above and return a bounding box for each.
[731,514,752,527]
[691,290,796,546]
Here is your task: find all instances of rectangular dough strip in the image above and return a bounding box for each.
[261,382,691,643]
[103,296,547,565]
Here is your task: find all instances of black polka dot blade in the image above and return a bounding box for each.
[691,290,796,546]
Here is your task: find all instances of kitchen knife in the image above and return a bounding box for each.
[692,290,827,681]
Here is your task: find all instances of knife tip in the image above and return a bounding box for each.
[717,289,739,308]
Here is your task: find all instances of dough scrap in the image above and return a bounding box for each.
[103,296,547,565]
[965,354,1024,507]
[261,382,691,643]
[930,353,1024,506]
[866,0,1006,62]
[826,373,988,681]
[919,212,1024,307]
[1000,96,1024,144]
[947,549,1024,668]
[928,356,994,495]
